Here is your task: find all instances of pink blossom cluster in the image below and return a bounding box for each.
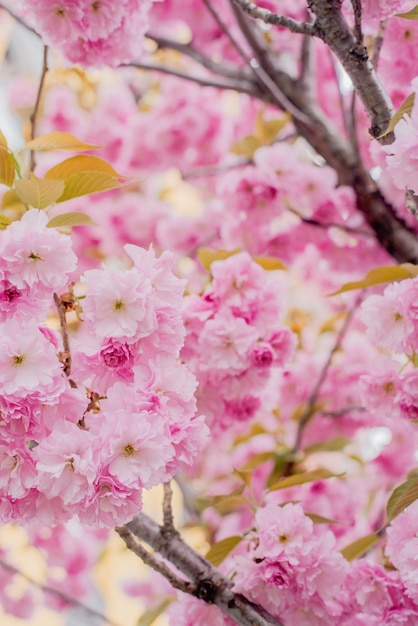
[230,503,418,625]
[182,252,296,432]
[18,0,155,67]
[359,277,418,422]
[0,211,207,527]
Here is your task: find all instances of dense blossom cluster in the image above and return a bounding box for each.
[17,0,156,66]
[182,252,295,431]
[0,209,207,528]
[3,0,418,624]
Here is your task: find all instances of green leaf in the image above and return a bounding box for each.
[395,6,418,20]
[241,451,277,472]
[340,533,380,561]
[304,436,351,454]
[0,147,16,187]
[45,155,125,179]
[386,477,418,523]
[253,256,287,271]
[205,536,243,567]
[56,171,123,203]
[136,598,175,626]
[47,212,95,228]
[24,132,100,152]
[305,512,345,525]
[15,174,65,209]
[330,264,418,296]
[268,468,343,492]
[377,92,415,138]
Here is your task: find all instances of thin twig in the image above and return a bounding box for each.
[231,0,314,35]
[0,558,120,626]
[147,33,253,81]
[53,292,75,385]
[162,482,176,535]
[122,61,258,97]
[292,293,363,454]
[351,0,363,43]
[29,44,48,171]
[116,527,195,595]
[287,206,373,237]
[0,2,38,35]
[228,0,312,124]
[372,20,386,69]
[322,406,366,418]
[298,11,315,97]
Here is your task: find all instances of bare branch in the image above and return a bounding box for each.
[231,0,314,35]
[29,44,48,171]
[0,3,38,35]
[292,293,363,454]
[0,558,120,626]
[308,0,393,141]
[298,13,315,97]
[351,0,363,43]
[119,513,282,626]
[53,292,76,386]
[372,20,386,69]
[287,206,373,237]
[123,61,259,97]
[147,33,253,81]
[116,527,194,595]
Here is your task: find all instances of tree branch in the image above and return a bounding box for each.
[123,61,259,96]
[146,33,253,81]
[291,293,362,454]
[231,0,314,34]
[308,0,393,140]
[53,292,76,386]
[29,44,48,171]
[118,513,281,626]
[0,558,120,626]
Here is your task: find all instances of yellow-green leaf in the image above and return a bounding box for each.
[197,247,241,271]
[230,135,261,158]
[305,512,345,525]
[24,132,100,152]
[395,6,418,20]
[233,468,253,489]
[268,468,343,492]
[0,147,15,187]
[386,477,418,523]
[205,536,243,567]
[330,264,418,296]
[254,256,287,271]
[197,485,246,511]
[255,112,291,144]
[304,436,351,454]
[377,92,415,138]
[47,212,95,228]
[0,131,8,148]
[136,598,175,626]
[45,155,124,179]
[0,214,11,230]
[340,533,380,561]
[57,172,123,203]
[241,451,276,472]
[15,174,65,209]
[2,189,24,211]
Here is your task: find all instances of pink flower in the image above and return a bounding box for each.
[33,424,97,507]
[81,266,156,340]
[0,320,65,397]
[198,311,258,373]
[0,209,77,292]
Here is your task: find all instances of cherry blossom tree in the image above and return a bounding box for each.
[1,1,418,625]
